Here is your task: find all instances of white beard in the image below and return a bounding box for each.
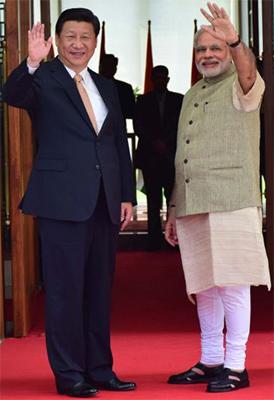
[196,58,232,78]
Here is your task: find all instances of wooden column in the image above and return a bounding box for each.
[0,4,5,336]
[262,0,274,278]
[6,0,38,337]
[41,0,54,59]
[0,190,4,340]
[251,0,259,57]
[41,0,51,37]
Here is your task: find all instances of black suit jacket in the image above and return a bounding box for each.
[3,57,135,223]
[113,79,135,120]
[133,90,183,169]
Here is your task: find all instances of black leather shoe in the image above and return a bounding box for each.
[168,362,224,384]
[57,381,98,397]
[90,376,136,391]
[207,368,250,392]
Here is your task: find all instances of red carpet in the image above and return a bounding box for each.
[2,251,274,399]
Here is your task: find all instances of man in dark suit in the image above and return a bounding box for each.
[3,8,136,398]
[99,54,135,127]
[133,66,183,250]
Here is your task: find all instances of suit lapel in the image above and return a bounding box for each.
[89,70,111,110]
[88,69,112,135]
[49,58,96,134]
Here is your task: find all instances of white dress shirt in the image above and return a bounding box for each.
[27,60,108,132]
[64,65,108,132]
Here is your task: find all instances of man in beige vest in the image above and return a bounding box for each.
[165,2,271,393]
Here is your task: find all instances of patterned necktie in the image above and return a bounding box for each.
[74,74,98,134]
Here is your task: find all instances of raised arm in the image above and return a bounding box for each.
[3,23,53,108]
[200,2,256,94]
[27,22,53,67]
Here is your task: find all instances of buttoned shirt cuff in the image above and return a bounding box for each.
[27,61,40,75]
[232,71,265,112]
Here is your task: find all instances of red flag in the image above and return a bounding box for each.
[99,21,106,69]
[144,20,153,93]
[191,19,202,86]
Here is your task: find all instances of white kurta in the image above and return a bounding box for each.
[176,207,271,295]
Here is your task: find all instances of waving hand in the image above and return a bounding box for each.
[200,2,238,44]
[28,23,53,67]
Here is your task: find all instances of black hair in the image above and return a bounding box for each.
[101,54,118,67]
[151,65,169,77]
[55,8,100,37]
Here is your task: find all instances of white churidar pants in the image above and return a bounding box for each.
[197,285,250,370]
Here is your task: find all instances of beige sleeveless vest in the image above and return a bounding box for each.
[174,65,262,217]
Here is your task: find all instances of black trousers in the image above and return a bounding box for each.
[38,186,119,390]
[142,161,174,247]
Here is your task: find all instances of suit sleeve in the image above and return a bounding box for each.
[133,95,153,146]
[112,82,137,205]
[125,84,136,119]
[2,58,39,110]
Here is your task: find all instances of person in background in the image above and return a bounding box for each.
[134,66,183,250]
[165,2,271,393]
[99,53,135,127]
[3,8,136,398]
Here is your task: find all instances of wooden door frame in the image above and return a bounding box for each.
[5,0,39,337]
[262,0,274,278]
[0,184,4,340]
[243,0,274,276]
[0,0,7,341]
[5,0,53,338]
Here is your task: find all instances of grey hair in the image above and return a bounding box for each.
[193,28,207,48]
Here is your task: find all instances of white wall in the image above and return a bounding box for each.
[60,0,235,94]
[147,0,232,93]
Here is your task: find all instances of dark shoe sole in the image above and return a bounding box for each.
[207,380,250,392]
[57,393,97,398]
[57,392,97,398]
[57,387,98,397]
[168,378,212,385]
[93,385,135,391]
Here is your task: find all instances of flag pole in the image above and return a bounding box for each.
[144,20,153,93]
[99,21,106,70]
[191,19,202,86]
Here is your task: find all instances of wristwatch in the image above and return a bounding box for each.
[228,35,241,48]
